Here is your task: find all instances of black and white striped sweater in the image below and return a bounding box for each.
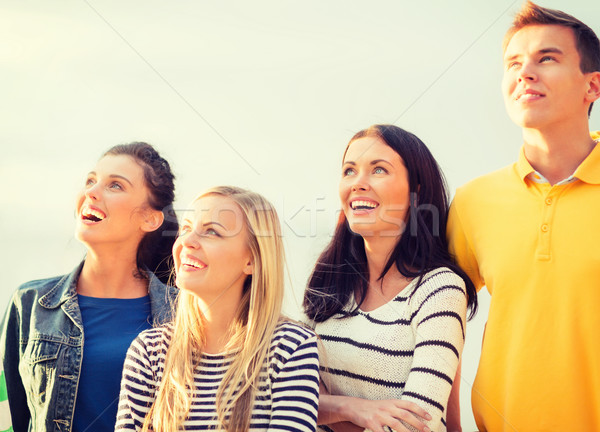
[314,267,467,432]
[116,321,320,431]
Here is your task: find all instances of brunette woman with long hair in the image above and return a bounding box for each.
[304,125,477,432]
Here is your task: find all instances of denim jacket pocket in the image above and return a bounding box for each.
[19,337,62,406]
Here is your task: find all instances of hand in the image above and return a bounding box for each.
[342,398,432,432]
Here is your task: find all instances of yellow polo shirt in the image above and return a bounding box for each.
[448,132,600,432]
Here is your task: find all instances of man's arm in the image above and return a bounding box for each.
[447,195,484,291]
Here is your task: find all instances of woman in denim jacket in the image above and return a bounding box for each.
[0,142,179,432]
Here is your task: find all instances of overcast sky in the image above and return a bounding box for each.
[1,1,598,428]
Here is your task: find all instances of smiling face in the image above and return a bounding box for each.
[75,154,157,249]
[339,135,411,238]
[502,24,593,131]
[173,195,253,302]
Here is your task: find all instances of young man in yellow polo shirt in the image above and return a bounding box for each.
[448,2,600,431]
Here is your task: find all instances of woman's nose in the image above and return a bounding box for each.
[84,183,100,200]
[181,231,201,249]
[351,173,370,192]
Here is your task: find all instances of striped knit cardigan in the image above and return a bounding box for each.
[314,267,467,432]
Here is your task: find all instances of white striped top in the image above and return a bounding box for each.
[314,267,467,432]
[116,321,320,431]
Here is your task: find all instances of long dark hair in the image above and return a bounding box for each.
[104,142,178,284]
[303,125,477,322]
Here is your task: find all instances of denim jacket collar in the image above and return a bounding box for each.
[38,262,83,309]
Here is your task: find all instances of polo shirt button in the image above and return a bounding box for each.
[541,224,549,232]
[545,198,552,205]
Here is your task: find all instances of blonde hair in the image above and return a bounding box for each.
[142,186,286,431]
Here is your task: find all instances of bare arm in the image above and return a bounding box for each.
[318,383,431,432]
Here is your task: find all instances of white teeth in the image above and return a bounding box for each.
[517,93,543,101]
[82,207,105,220]
[351,200,378,210]
[182,257,206,269]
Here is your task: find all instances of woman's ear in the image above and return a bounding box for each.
[243,259,254,275]
[141,209,165,233]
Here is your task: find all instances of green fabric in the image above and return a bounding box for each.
[0,369,12,432]
[0,370,8,400]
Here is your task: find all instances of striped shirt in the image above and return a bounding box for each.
[116,321,320,431]
[314,267,467,432]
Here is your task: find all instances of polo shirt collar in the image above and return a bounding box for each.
[516,146,535,184]
[574,132,600,184]
[516,132,600,185]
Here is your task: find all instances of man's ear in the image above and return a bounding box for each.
[141,209,164,233]
[584,71,600,103]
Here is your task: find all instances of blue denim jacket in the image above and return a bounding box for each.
[0,262,177,432]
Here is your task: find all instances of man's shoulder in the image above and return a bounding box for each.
[454,163,517,201]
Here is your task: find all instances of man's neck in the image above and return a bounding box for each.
[522,124,596,185]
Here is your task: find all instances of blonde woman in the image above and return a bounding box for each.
[116,186,320,431]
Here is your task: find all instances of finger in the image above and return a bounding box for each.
[389,419,429,432]
[389,410,429,432]
[385,419,413,432]
[395,401,431,421]
[364,424,386,432]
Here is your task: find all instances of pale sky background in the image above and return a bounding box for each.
[1,1,599,430]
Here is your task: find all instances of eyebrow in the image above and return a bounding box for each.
[342,159,393,166]
[180,220,227,231]
[370,159,393,166]
[88,171,134,186]
[504,47,564,62]
[539,47,564,55]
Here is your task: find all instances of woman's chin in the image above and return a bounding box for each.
[347,220,380,238]
[348,223,405,240]
[74,229,94,247]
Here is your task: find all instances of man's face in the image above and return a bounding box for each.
[502,25,591,131]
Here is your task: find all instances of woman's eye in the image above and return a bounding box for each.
[343,167,355,176]
[205,228,219,237]
[109,182,123,190]
[373,167,387,174]
[178,226,192,236]
[540,55,555,63]
[85,178,95,187]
